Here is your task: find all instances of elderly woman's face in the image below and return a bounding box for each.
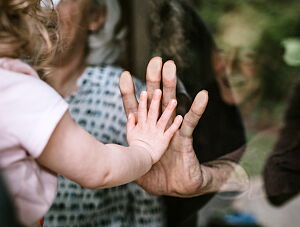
[56,0,89,52]
[55,0,106,60]
[214,9,263,106]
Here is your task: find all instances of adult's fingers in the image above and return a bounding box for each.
[146,57,163,107]
[126,113,136,134]
[180,90,208,138]
[147,89,162,124]
[162,60,177,112]
[119,71,139,118]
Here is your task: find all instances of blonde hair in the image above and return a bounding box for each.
[0,0,58,72]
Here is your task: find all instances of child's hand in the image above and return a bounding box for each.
[127,89,183,164]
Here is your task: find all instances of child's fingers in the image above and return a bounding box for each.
[138,91,148,124]
[164,115,183,139]
[126,113,136,133]
[156,99,177,130]
[147,89,162,124]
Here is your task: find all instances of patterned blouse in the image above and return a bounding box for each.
[44,65,166,227]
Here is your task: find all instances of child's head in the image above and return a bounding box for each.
[0,0,58,70]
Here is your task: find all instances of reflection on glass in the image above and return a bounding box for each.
[198,0,300,226]
[213,4,278,134]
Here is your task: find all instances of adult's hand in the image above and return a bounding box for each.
[119,57,209,197]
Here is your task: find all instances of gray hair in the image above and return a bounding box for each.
[87,0,125,65]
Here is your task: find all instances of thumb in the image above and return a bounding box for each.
[180,90,208,137]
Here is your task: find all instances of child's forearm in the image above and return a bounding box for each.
[38,112,153,189]
[92,144,153,189]
[70,142,153,189]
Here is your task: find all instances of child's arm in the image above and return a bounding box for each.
[37,89,182,189]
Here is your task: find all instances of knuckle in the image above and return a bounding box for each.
[184,115,197,128]
[120,88,132,96]
[178,129,191,139]
[163,78,176,87]
[162,101,169,109]
[128,107,136,113]
[189,108,202,120]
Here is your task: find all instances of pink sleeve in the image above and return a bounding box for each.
[0,68,68,158]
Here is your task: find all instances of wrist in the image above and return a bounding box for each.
[198,164,214,194]
[199,160,249,194]
[129,143,154,167]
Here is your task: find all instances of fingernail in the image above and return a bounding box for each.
[176,115,182,121]
[199,90,208,104]
[168,60,175,65]
[154,89,161,95]
[122,71,130,76]
[153,57,162,68]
